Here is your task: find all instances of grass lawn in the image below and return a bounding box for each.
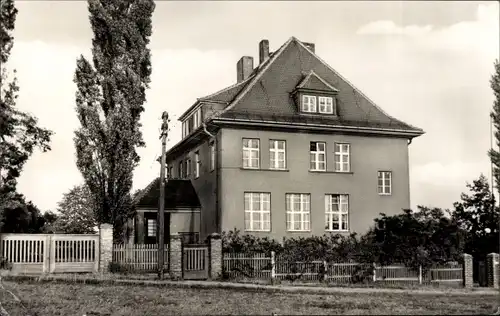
[0,280,498,316]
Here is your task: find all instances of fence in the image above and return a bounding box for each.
[223,251,464,286]
[112,244,169,273]
[1,233,99,274]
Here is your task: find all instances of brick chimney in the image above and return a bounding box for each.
[303,42,315,53]
[237,56,254,83]
[259,39,270,64]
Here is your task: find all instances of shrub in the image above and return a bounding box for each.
[108,262,133,274]
[0,256,12,270]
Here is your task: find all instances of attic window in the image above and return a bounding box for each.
[302,95,317,112]
[300,95,336,115]
[319,97,334,114]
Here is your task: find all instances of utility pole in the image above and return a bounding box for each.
[158,111,169,279]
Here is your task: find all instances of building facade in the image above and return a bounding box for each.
[135,37,424,243]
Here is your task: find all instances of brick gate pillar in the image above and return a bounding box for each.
[462,253,473,289]
[99,224,113,273]
[169,234,182,280]
[487,253,499,289]
[209,233,222,280]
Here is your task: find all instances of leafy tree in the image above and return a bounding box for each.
[367,207,465,271]
[489,60,500,199]
[73,0,155,242]
[52,185,97,234]
[0,0,53,213]
[452,174,499,260]
[0,193,56,233]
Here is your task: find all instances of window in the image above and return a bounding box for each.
[319,96,334,114]
[378,171,392,195]
[242,138,260,169]
[178,161,183,178]
[193,108,202,129]
[334,143,350,172]
[209,142,215,171]
[270,140,286,170]
[286,193,311,231]
[185,158,191,178]
[195,152,200,178]
[302,95,317,113]
[325,194,349,231]
[310,142,326,171]
[168,166,173,179]
[182,121,187,138]
[147,219,156,237]
[244,192,271,231]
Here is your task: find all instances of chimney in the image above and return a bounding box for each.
[303,42,315,53]
[259,39,270,64]
[237,56,254,83]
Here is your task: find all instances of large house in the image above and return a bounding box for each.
[132,37,424,244]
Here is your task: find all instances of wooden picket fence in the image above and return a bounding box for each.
[223,252,464,286]
[112,244,169,273]
[1,233,99,274]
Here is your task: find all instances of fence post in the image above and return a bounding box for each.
[462,253,473,289]
[419,265,422,285]
[271,251,276,281]
[323,261,328,282]
[372,262,377,282]
[486,253,499,289]
[99,223,113,273]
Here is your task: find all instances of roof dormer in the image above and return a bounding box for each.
[292,70,339,116]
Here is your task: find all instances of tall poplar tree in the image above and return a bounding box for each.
[0,0,53,223]
[490,60,500,198]
[74,0,155,241]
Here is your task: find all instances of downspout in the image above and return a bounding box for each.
[202,123,219,236]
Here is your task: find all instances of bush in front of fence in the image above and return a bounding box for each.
[0,256,12,271]
[108,262,134,275]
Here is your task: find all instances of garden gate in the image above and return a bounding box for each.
[182,243,209,280]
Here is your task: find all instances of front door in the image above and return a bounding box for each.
[144,212,170,245]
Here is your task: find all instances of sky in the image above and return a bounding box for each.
[6,1,499,213]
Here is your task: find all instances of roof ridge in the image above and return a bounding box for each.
[294,40,423,132]
[218,36,296,115]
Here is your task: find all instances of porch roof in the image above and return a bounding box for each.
[133,178,201,210]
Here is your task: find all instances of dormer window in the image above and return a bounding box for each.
[302,95,317,113]
[294,70,339,116]
[300,95,336,115]
[181,107,203,139]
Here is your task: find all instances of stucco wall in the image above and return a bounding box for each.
[219,127,411,240]
[166,133,220,241]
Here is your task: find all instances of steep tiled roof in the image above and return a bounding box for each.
[133,178,200,210]
[198,77,252,103]
[216,37,423,135]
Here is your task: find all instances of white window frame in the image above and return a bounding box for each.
[182,121,187,138]
[195,152,200,178]
[325,194,349,232]
[193,108,202,129]
[319,96,334,114]
[286,193,311,232]
[270,140,286,170]
[310,142,326,171]
[244,192,271,232]
[242,138,260,169]
[301,95,317,113]
[378,171,392,195]
[209,142,215,171]
[147,219,156,237]
[334,143,350,172]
